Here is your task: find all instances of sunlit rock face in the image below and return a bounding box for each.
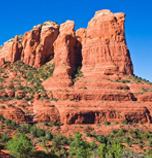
[0,35,23,64]
[43,20,78,88]
[80,9,133,79]
[21,21,59,68]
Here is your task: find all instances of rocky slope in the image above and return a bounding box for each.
[0,9,152,125]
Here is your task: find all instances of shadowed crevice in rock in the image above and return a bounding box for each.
[66,111,96,124]
[71,39,83,84]
[75,39,83,67]
[44,53,54,64]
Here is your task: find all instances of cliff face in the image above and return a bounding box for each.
[21,21,59,68]
[52,20,77,87]
[0,36,22,64]
[0,9,133,78]
[77,10,133,79]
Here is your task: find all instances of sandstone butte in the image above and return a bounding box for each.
[0,9,152,125]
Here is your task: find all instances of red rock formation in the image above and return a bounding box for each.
[55,101,151,124]
[53,20,76,77]
[21,21,59,68]
[137,93,152,102]
[43,20,77,88]
[0,103,25,123]
[0,22,59,68]
[43,9,136,108]
[79,9,133,79]
[52,89,136,101]
[0,35,22,64]
[32,100,60,122]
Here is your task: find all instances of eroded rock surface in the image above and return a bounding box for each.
[0,22,59,68]
[0,36,22,63]
[43,20,78,88]
[80,10,133,79]
[21,21,59,68]
[32,100,60,122]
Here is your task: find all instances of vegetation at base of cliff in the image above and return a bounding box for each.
[0,60,55,102]
[0,61,152,157]
[0,114,152,157]
[108,75,152,85]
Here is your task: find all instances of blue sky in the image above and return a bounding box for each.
[0,0,152,81]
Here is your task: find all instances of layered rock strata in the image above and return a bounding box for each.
[77,10,133,79]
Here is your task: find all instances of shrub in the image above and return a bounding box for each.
[121,119,128,125]
[68,98,73,101]
[0,134,11,143]
[30,124,37,137]
[115,121,119,125]
[0,123,3,130]
[72,66,83,83]
[37,128,45,137]
[0,115,4,122]
[49,120,56,126]
[31,150,58,158]
[7,133,33,158]
[56,121,61,126]
[45,130,53,140]
[148,137,152,147]
[69,131,92,157]
[24,123,31,133]
[96,135,107,144]
[52,133,68,147]
[103,120,110,125]
[120,79,130,83]
[19,104,26,108]
[11,121,16,129]
[4,119,11,127]
[1,105,6,109]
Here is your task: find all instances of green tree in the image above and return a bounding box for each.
[7,133,33,158]
[98,144,107,158]
[37,128,45,137]
[30,124,37,137]
[69,131,91,158]
[45,130,52,140]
